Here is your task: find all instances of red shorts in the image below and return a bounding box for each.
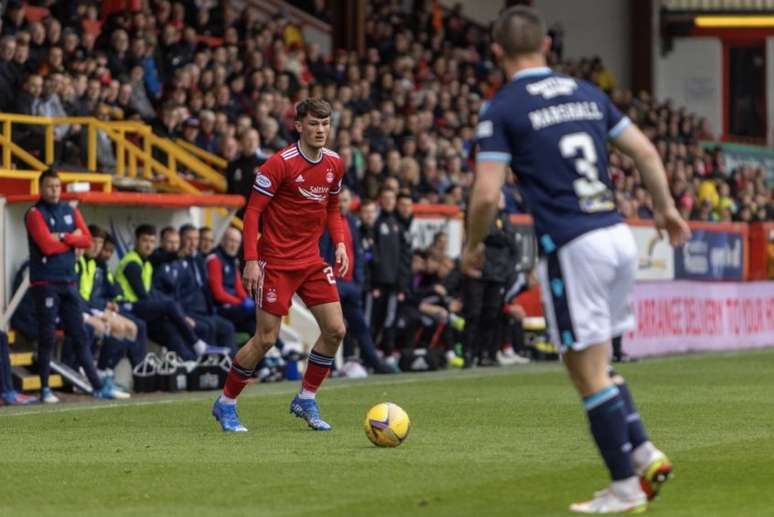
[257,259,339,316]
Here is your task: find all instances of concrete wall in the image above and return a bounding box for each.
[440,0,632,89]
[654,37,723,137]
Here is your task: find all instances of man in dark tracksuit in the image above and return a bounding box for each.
[176,225,235,354]
[116,224,210,362]
[320,187,389,373]
[24,169,115,402]
[462,203,518,367]
[367,188,410,360]
[206,227,256,334]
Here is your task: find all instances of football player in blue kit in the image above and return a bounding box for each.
[462,6,691,514]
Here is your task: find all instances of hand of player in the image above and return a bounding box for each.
[243,260,263,300]
[461,242,484,279]
[335,243,349,277]
[654,206,691,247]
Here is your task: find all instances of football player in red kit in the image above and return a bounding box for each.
[212,98,349,432]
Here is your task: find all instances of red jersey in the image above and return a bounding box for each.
[242,142,346,269]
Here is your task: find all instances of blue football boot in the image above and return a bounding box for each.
[289,394,331,431]
[212,397,248,432]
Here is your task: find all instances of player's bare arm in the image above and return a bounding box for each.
[611,124,691,247]
[462,160,507,277]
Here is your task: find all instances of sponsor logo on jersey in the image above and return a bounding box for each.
[297,185,329,202]
[526,77,578,99]
[476,120,493,139]
[325,169,334,183]
[255,174,272,189]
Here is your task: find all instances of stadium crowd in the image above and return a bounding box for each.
[0,0,772,402]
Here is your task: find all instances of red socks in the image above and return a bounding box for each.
[222,361,254,400]
[300,350,335,396]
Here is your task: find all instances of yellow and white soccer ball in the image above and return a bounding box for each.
[363,402,411,447]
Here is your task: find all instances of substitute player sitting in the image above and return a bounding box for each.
[462,7,691,513]
[212,98,348,432]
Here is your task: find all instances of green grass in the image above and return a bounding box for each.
[2,350,774,516]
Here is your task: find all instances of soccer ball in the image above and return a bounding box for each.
[363,402,411,447]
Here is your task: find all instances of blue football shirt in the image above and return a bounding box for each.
[476,67,630,254]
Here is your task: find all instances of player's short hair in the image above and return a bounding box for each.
[296,98,331,121]
[88,224,107,240]
[135,224,156,239]
[493,6,546,58]
[38,167,59,185]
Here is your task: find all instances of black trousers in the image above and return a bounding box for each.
[32,284,102,390]
[129,298,198,361]
[462,278,505,361]
[190,312,236,353]
[366,284,399,354]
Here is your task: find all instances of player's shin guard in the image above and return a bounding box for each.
[584,385,635,481]
[300,350,334,399]
[222,361,255,400]
[609,369,649,449]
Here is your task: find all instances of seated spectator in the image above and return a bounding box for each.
[206,227,255,334]
[226,128,267,202]
[77,225,146,387]
[199,226,215,256]
[115,224,212,364]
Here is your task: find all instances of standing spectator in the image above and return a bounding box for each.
[25,169,122,402]
[367,187,410,368]
[462,198,518,367]
[207,227,255,334]
[321,186,390,373]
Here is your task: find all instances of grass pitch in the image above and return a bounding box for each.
[2,349,774,516]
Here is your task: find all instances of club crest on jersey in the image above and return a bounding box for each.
[254,174,272,189]
[63,214,73,225]
[325,169,334,183]
[266,288,278,304]
[298,185,329,202]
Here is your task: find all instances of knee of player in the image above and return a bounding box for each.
[253,330,276,352]
[323,322,346,343]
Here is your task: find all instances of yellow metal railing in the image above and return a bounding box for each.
[0,114,227,195]
[175,138,228,170]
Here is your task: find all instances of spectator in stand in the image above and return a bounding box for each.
[207,227,255,334]
[225,128,267,203]
[25,169,122,402]
[321,186,391,374]
[115,224,212,365]
[0,331,37,405]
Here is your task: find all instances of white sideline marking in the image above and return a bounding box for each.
[0,366,548,418]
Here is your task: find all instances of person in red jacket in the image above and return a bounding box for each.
[25,169,124,403]
[206,227,255,334]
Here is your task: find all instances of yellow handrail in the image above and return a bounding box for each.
[0,113,226,195]
[175,138,228,169]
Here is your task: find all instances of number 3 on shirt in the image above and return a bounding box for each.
[559,132,610,211]
[323,266,336,284]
